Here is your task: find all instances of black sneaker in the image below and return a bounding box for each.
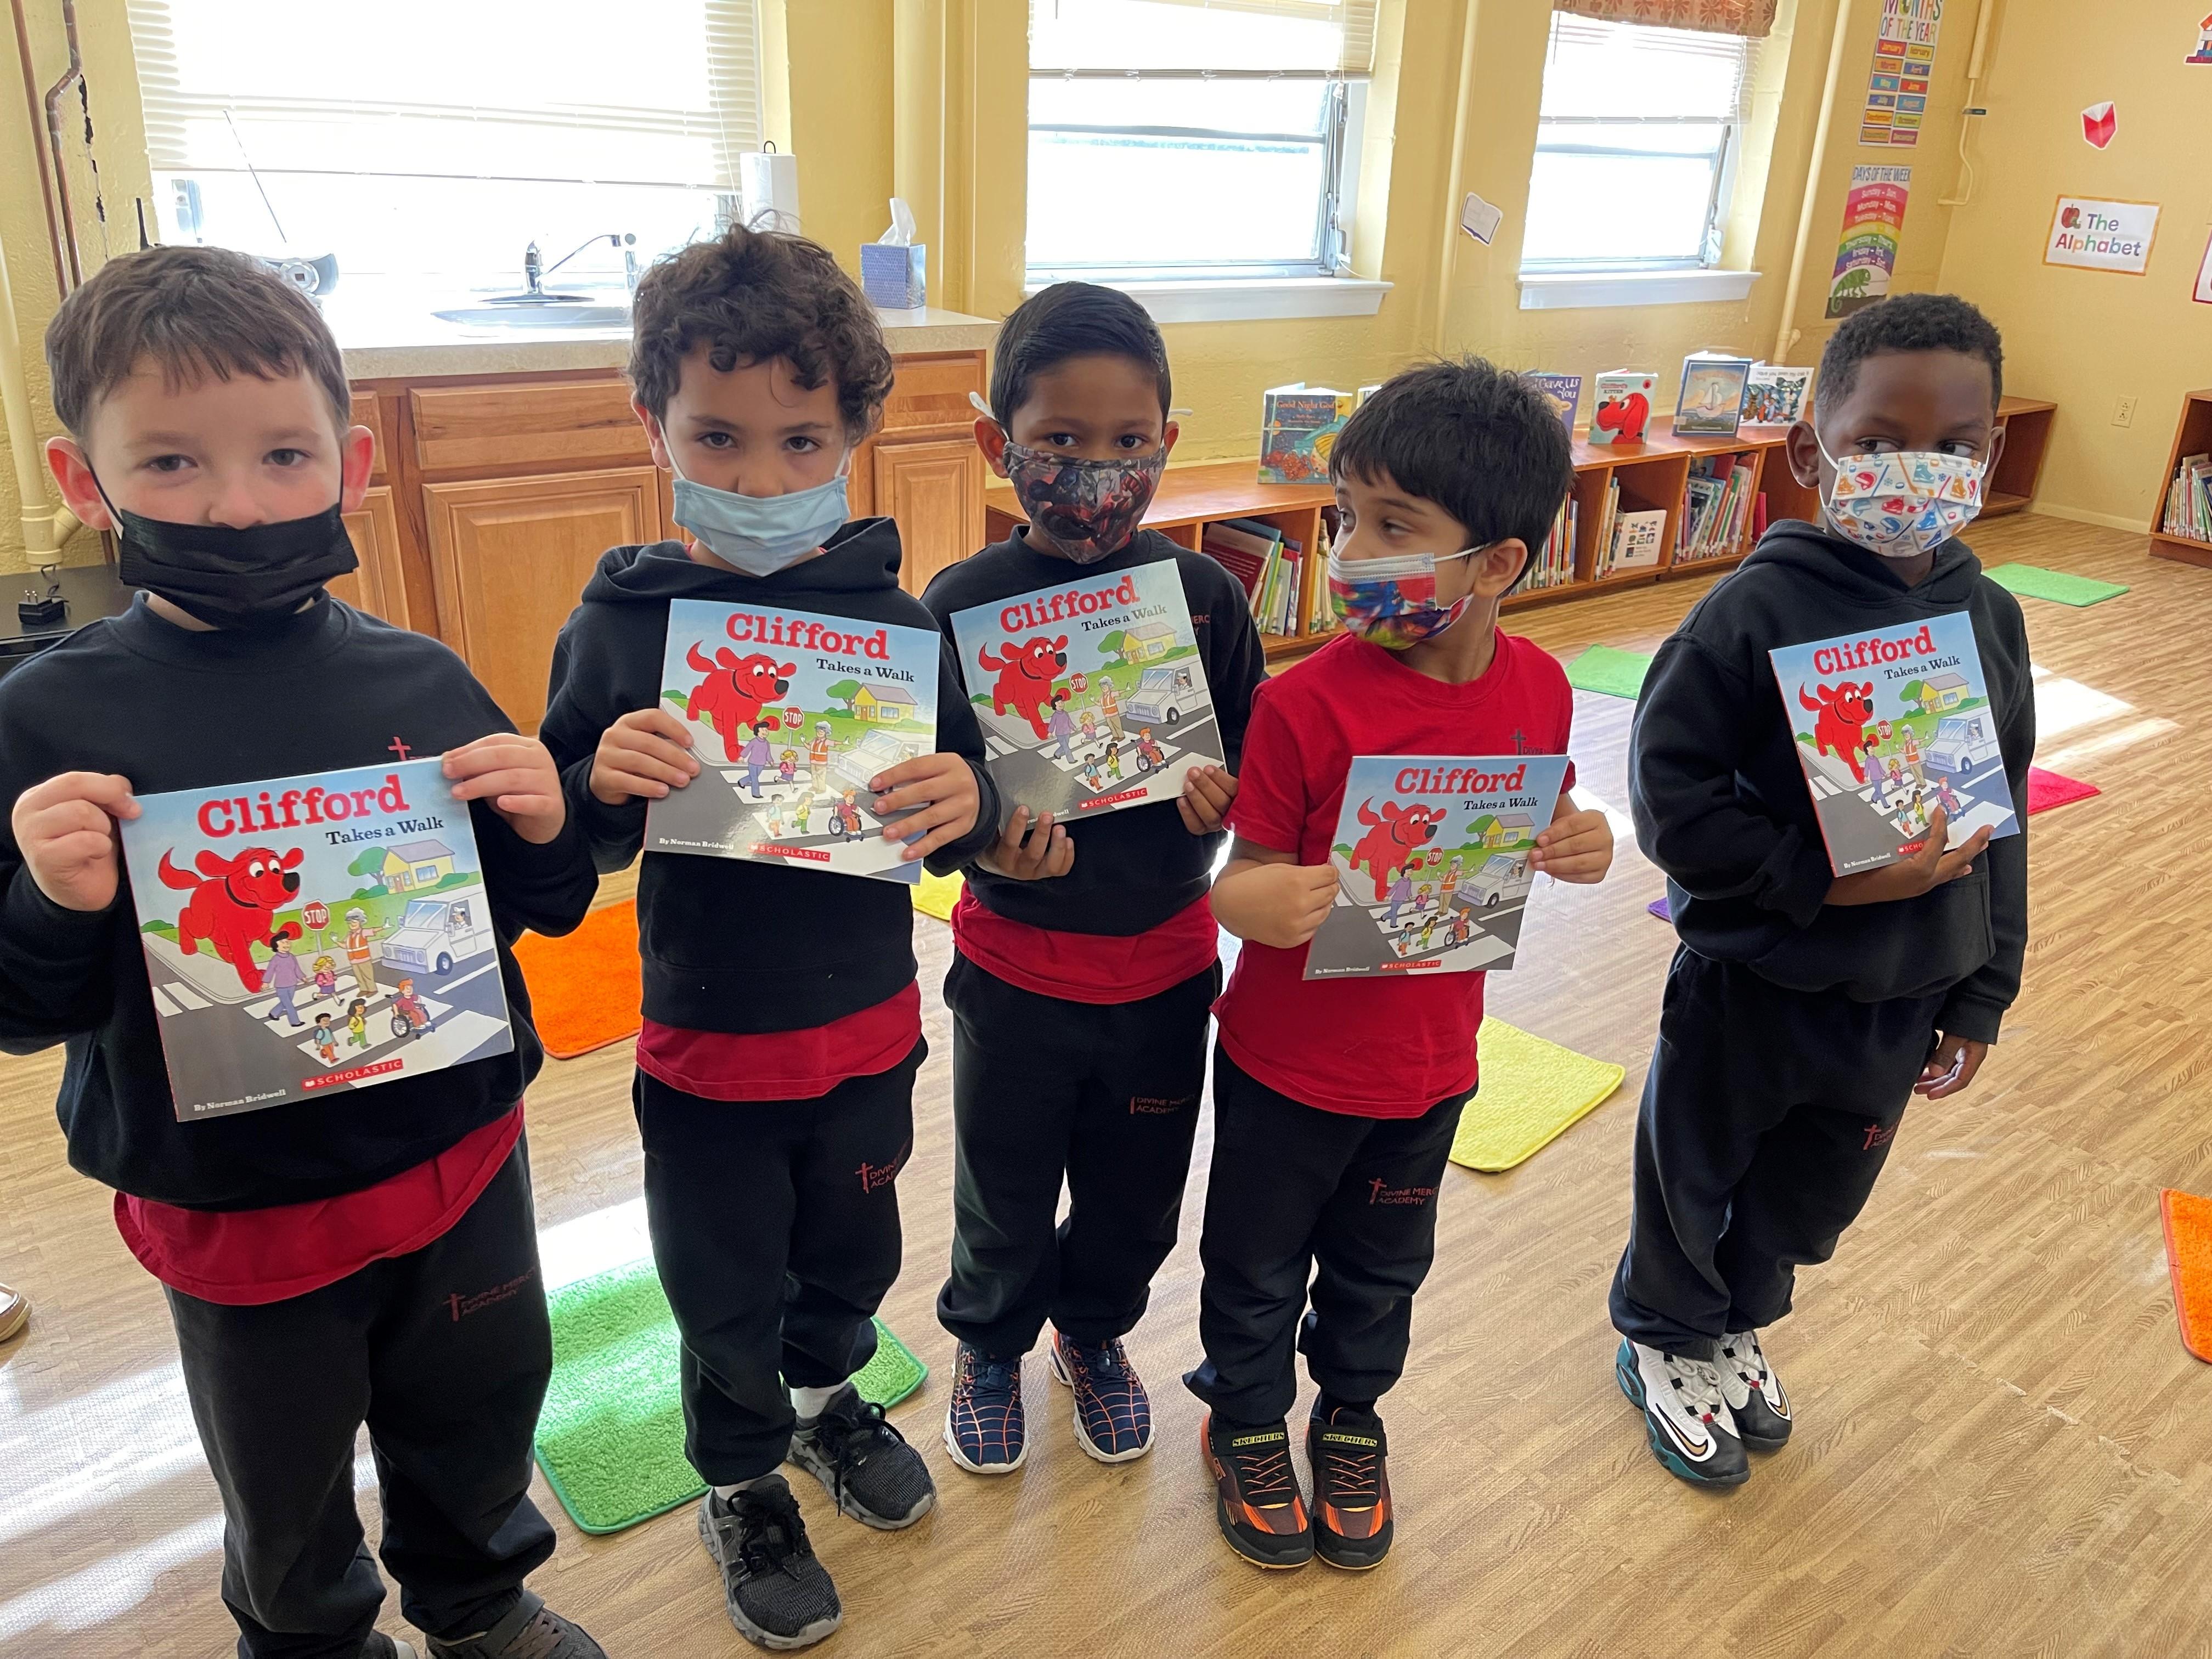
[1308,1407,1393,1570]
[787,1382,937,1528]
[1615,1338,1750,1487]
[1201,1414,1313,1569]
[697,1476,842,1650]
[423,1591,606,1658]
[1716,1329,1793,1451]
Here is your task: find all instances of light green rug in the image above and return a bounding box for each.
[1563,645,1655,700]
[1986,563,2129,607]
[536,1257,928,1534]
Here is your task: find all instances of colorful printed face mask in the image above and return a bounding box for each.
[998,439,1166,565]
[1816,437,1986,560]
[1327,545,1485,650]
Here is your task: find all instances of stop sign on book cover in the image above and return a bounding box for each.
[303,901,330,930]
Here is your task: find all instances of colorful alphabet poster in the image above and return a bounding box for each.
[117,758,514,1120]
[1826,166,1911,318]
[2044,196,2160,275]
[1859,0,1942,147]
[645,600,942,884]
[1303,755,1568,981]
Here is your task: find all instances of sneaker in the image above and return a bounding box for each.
[1716,1329,1793,1452]
[1201,1414,1313,1569]
[1615,1338,1750,1488]
[943,1344,1027,1474]
[422,1590,606,1658]
[697,1477,842,1651]
[1047,1330,1153,1463]
[788,1383,936,1528]
[1307,1407,1392,1570]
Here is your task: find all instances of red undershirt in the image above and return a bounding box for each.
[951,888,1220,1004]
[636,979,923,1101]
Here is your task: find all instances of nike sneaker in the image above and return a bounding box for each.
[1716,1329,1793,1452]
[1615,1337,1749,1487]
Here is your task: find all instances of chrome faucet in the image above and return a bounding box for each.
[519,233,639,299]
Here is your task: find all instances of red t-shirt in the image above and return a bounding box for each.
[116,1105,524,1306]
[635,980,922,1102]
[1214,630,1576,1118]
[951,888,1219,1005]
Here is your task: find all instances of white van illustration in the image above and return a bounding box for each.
[380,894,491,977]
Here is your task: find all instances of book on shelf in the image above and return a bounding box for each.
[1743,364,1813,425]
[1602,508,1666,575]
[1202,518,1277,599]
[1522,372,1583,437]
[1769,613,2018,877]
[1675,351,1753,437]
[1523,494,1578,591]
[1259,384,1358,483]
[1675,454,1758,562]
[1589,371,1656,444]
[1589,477,1621,576]
[2164,453,2212,541]
[1752,492,1770,540]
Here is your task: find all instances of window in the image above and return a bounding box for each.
[127,0,761,296]
[1520,14,1754,273]
[1025,0,1375,283]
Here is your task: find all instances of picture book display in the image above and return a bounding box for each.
[1589,371,1656,445]
[1304,755,1569,980]
[1675,352,1752,437]
[646,600,942,885]
[1259,383,1359,483]
[1744,364,1813,425]
[119,758,515,1121]
[1523,372,1583,437]
[1600,508,1667,576]
[948,559,1222,822]
[1770,613,2019,877]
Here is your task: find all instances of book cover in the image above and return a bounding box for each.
[1611,509,1667,572]
[1523,372,1583,436]
[1744,364,1813,425]
[118,758,515,1122]
[1589,371,1656,444]
[947,558,1223,821]
[1769,613,2019,877]
[1675,352,1752,436]
[1303,755,1570,980]
[1259,383,1358,483]
[645,599,942,885]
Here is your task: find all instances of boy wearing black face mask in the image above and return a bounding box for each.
[917,283,1266,1478]
[0,245,605,1659]
[1610,294,2033,1489]
[537,225,998,1653]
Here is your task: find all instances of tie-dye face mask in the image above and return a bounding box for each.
[1817,438,1986,560]
[1327,545,1485,650]
[1000,440,1167,565]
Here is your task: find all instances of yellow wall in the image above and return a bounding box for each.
[1936,0,2209,531]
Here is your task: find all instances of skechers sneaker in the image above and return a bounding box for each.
[787,1383,936,1528]
[1615,1338,1750,1487]
[697,1476,842,1650]
[1307,1407,1393,1570]
[943,1343,1027,1474]
[1201,1414,1313,1568]
[422,1593,606,1659]
[1716,1329,1793,1451]
[1048,1330,1153,1462]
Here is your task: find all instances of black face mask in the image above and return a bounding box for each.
[105,489,359,630]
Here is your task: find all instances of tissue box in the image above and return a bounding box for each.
[1258,383,1359,484]
[861,243,927,311]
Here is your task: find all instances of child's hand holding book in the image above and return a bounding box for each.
[1214,850,1339,950]
[590,708,701,805]
[871,751,981,863]
[978,805,1073,881]
[1825,805,1991,907]
[444,734,570,844]
[12,771,139,913]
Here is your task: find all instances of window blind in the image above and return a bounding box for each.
[1029,0,1376,76]
[1540,14,1756,125]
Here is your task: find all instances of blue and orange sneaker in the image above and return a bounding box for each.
[943,1343,1026,1474]
[1308,1406,1392,1570]
[1047,1330,1154,1463]
[1201,1414,1313,1569]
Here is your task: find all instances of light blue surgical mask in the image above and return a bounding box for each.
[669,452,851,578]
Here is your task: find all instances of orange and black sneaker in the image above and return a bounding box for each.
[1201,1414,1313,1568]
[1308,1406,1393,1570]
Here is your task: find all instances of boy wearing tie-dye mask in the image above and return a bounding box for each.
[919,283,1265,1477]
[1610,293,2032,1492]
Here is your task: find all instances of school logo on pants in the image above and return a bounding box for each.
[1863,1121,1898,1151]
[856,1140,911,1193]
[1367,1179,1438,1207]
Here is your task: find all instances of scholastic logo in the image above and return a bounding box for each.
[857,1141,911,1193]
[752,842,833,863]
[304,1058,403,1091]
[446,1270,537,1323]
[1079,788,1147,810]
[1367,1179,1438,1206]
[1129,1093,1193,1116]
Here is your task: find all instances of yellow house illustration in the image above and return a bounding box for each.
[381,839,455,892]
[1486,812,1536,849]
[1124,622,1176,662]
[1920,672,1969,712]
[851,684,918,724]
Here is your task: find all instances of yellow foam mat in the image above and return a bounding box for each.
[913,869,964,922]
[1449,1018,1625,1172]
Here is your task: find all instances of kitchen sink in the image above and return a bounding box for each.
[432,299,631,330]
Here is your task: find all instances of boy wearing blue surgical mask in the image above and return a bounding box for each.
[1610,293,2031,1490]
[538,225,998,1652]
[1197,358,1612,1571]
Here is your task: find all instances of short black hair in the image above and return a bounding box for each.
[1329,357,1576,569]
[1815,292,2003,415]
[989,281,1171,428]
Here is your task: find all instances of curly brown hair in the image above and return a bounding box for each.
[627,225,894,442]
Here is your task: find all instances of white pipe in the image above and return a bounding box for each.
[0,223,80,561]
[1938,0,1996,207]
[1774,0,1855,365]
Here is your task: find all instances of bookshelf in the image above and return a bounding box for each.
[2150,390,2212,569]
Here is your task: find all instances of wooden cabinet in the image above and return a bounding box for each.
[336,486,410,627]
[873,438,984,595]
[422,466,665,732]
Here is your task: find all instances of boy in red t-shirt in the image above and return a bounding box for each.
[1194,359,1615,1571]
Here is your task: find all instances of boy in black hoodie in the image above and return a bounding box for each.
[538,227,997,1652]
[2,246,602,1659]
[1611,295,2033,1488]
[920,283,1266,1476]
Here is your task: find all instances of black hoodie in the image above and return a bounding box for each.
[540,517,1000,1034]
[1629,521,2032,1043]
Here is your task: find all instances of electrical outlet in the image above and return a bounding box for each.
[2113,396,2138,427]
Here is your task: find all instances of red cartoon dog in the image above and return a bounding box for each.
[977,635,1068,739]
[157,845,304,992]
[1346,799,1446,902]
[1592,389,1651,443]
[686,644,794,761]
[1799,680,1877,781]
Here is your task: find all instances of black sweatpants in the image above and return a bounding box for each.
[634,1041,921,1486]
[936,955,1215,1358]
[1609,945,1947,1359]
[1186,1046,1466,1426]
[166,1142,555,1659]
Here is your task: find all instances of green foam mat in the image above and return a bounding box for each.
[1985,563,2129,607]
[535,1257,927,1534]
[1563,645,1655,700]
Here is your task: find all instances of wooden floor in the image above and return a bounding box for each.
[5,515,2209,1659]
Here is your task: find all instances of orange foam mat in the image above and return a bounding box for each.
[2160,1188,2212,1364]
[511,900,644,1060]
